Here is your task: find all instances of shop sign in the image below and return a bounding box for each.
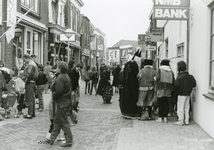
[153,8,189,20]
[154,0,190,7]
[83,48,90,57]
[60,33,76,42]
[138,34,146,45]
[151,33,164,42]
[98,44,103,50]
[145,45,156,51]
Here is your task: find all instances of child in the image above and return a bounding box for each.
[90,67,99,95]
[36,64,48,111]
[174,61,196,125]
[84,66,91,94]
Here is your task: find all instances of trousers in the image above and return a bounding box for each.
[177,95,190,124]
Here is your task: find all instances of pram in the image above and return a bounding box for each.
[0,77,18,118]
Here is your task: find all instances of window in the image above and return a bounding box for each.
[177,43,184,58]
[115,51,117,58]
[165,38,168,58]
[76,10,78,31]
[21,0,38,13]
[70,5,73,29]
[210,8,214,91]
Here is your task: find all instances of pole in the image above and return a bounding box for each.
[67,38,70,62]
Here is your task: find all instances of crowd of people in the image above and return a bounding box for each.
[0,53,197,147]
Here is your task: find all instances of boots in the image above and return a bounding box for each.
[0,113,4,121]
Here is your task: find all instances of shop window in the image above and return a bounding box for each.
[33,31,41,63]
[21,0,39,14]
[27,31,31,49]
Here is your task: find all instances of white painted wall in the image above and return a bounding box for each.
[189,0,214,138]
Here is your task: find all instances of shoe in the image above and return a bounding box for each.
[23,115,32,119]
[46,139,54,145]
[57,134,65,141]
[163,117,167,123]
[156,118,163,123]
[174,121,184,126]
[0,114,4,121]
[46,132,51,140]
[168,113,173,117]
[185,122,189,125]
[15,111,22,118]
[60,142,72,147]
[32,114,36,117]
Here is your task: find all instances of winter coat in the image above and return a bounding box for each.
[112,66,121,86]
[22,60,39,83]
[155,66,174,98]
[51,73,71,108]
[174,71,196,96]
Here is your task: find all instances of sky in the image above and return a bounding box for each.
[81,0,154,48]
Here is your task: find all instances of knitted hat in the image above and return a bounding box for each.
[161,59,170,66]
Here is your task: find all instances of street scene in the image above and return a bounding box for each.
[0,80,213,150]
[1,0,214,149]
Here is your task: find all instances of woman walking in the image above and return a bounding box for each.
[112,64,121,93]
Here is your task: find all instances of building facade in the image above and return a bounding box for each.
[151,0,214,138]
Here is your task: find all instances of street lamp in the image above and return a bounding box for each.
[64,28,74,62]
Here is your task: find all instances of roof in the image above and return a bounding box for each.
[108,40,138,49]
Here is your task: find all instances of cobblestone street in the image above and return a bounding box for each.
[0,80,213,150]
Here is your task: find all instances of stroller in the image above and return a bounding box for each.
[1,77,18,118]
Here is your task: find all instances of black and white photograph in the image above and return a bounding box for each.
[0,0,214,149]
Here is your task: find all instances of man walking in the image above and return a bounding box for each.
[22,54,39,119]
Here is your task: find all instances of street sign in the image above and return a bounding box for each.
[145,45,156,51]
[60,33,76,42]
[151,32,164,42]
[138,34,146,45]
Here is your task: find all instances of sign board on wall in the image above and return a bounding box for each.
[60,33,76,42]
[154,0,190,7]
[138,34,146,45]
[153,8,189,20]
[7,0,17,26]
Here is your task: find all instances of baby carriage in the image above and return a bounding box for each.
[0,77,18,118]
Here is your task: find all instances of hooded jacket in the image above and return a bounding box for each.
[155,66,174,98]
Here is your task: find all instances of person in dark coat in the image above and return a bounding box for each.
[47,61,73,147]
[97,66,112,104]
[112,64,121,93]
[120,60,139,118]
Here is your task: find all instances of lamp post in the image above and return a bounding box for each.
[64,28,74,62]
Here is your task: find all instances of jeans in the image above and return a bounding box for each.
[85,80,90,94]
[177,95,190,124]
[90,81,98,95]
[158,97,169,118]
[25,82,36,116]
[50,105,73,143]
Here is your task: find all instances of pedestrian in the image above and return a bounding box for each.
[97,66,113,104]
[52,58,60,71]
[36,64,48,111]
[46,61,73,147]
[155,59,174,123]
[31,54,39,66]
[0,60,7,121]
[136,59,156,120]
[21,53,39,119]
[68,63,82,112]
[99,63,105,77]
[112,64,121,93]
[119,60,139,118]
[44,61,52,94]
[90,66,99,95]
[83,66,91,94]
[174,61,196,126]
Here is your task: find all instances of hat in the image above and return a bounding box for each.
[177,61,186,71]
[75,63,83,69]
[144,59,153,66]
[161,59,170,66]
[23,53,31,59]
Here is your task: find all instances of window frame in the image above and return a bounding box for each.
[21,0,40,19]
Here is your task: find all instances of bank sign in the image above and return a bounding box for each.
[153,0,190,20]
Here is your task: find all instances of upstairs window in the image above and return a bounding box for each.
[21,0,38,14]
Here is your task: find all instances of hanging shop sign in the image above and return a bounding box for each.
[60,33,76,42]
[154,0,190,7]
[153,8,189,20]
[98,44,103,50]
[138,34,146,45]
[83,48,90,57]
[145,45,156,51]
[150,28,164,42]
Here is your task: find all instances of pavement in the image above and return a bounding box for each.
[0,79,213,150]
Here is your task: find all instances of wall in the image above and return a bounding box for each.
[189,0,214,138]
